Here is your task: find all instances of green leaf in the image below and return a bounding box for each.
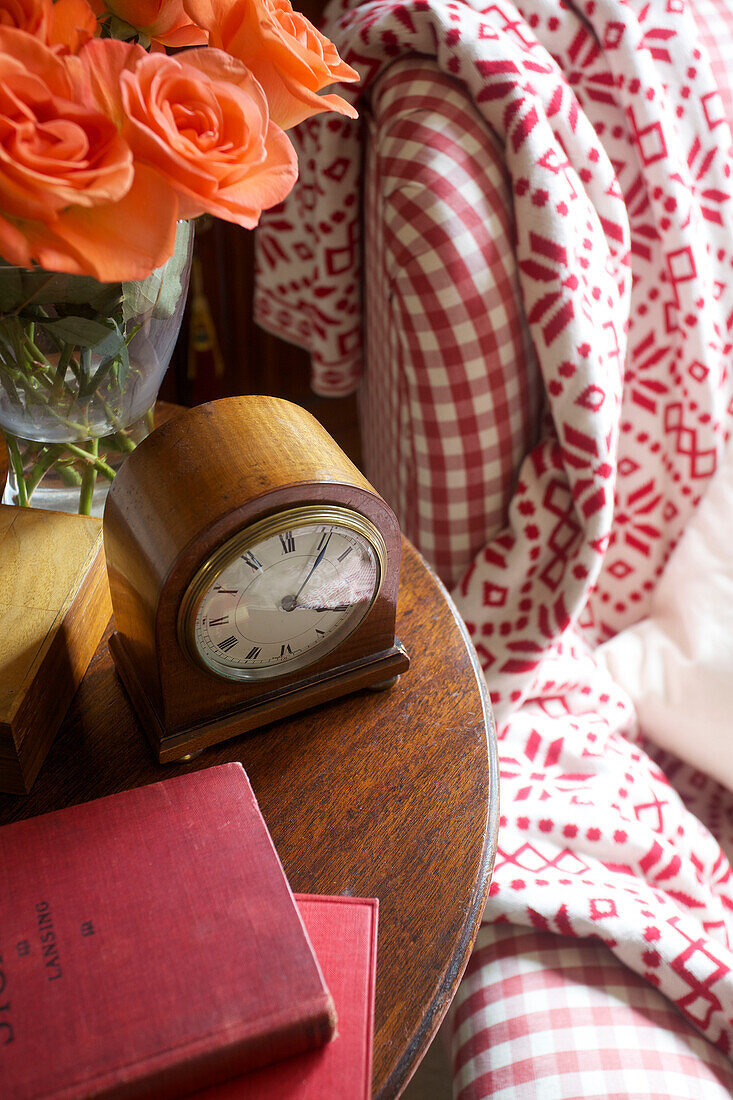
[106,322,130,387]
[77,320,131,397]
[41,316,115,347]
[60,279,123,314]
[94,324,126,360]
[0,264,123,315]
[121,268,164,322]
[154,220,193,319]
[121,219,192,322]
[28,275,122,313]
[105,14,150,47]
[117,339,130,386]
[80,357,114,398]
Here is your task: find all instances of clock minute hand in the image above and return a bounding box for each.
[292,533,332,606]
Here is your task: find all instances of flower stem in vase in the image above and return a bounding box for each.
[2,423,144,516]
[79,438,99,516]
[5,434,28,507]
[25,446,60,497]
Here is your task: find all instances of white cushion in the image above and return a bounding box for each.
[599,439,733,788]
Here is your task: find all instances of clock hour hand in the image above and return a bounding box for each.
[292,602,350,613]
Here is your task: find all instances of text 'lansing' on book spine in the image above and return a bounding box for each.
[36,901,62,982]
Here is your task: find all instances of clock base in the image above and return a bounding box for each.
[109,632,410,763]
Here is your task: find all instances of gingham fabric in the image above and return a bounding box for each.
[451,924,733,1099]
[690,0,733,134]
[361,60,541,587]
[253,0,733,1085]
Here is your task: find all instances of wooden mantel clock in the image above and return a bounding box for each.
[103,396,409,762]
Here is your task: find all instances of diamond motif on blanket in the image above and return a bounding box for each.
[604,23,625,48]
[629,113,668,164]
[483,582,508,606]
[701,90,725,129]
[590,898,619,920]
[689,361,709,382]
[608,560,634,579]
[668,246,698,283]
[576,385,606,411]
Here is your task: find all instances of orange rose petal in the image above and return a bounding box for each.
[0,77,134,218]
[120,52,278,210]
[256,62,359,130]
[176,44,255,89]
[0,155,66,222]
[181,0,224,43]
[173,48,275,137]
[47,0,97,53]
[0,211,34,269]
[155,21,208,46]
[106,0,177,31]
[16,222,91,276]
[305,89,358,120]
[262,18,359,88]
[66,37,146,128]
[0,25,70,97]
[45,164,180,281]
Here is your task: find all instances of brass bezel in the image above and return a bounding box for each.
[177,505,387,681]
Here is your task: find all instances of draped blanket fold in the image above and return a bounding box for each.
[255,0,733,1059]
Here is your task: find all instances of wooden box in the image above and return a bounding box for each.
[0,506,111,795]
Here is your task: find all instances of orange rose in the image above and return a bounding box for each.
[0,0,96,51]
[183,0,359,129]
[91,0,207,47]
[76,40,298,227]
[0,29,177,280]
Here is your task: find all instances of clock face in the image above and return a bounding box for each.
[178,507,385,682]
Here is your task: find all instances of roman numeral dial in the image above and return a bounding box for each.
[182,507,385,683]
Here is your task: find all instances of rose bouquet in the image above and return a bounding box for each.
[0,0,358,512]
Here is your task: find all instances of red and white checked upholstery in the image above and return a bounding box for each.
[362,60,541,587]
[451,924,733,1100]
[690,0,733,137]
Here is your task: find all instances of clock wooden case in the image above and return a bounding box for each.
[103,396,409,762]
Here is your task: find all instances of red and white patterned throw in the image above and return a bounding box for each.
[255,0,733,1069]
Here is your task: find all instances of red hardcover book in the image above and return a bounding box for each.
[192,894,378,1100]
[0,764,335,1100]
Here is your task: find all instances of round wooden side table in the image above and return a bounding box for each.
[0,426,498,1099]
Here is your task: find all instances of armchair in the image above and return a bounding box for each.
[255,0,733,1093]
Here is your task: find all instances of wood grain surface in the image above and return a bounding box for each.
[103,397,407,757]
[0,507,111,794]
[0,538,498,1100]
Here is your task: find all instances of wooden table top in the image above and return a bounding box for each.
[0,534,498,1098]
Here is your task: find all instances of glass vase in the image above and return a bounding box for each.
[0,220,193,516]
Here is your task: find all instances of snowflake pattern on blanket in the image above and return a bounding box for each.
[255,0,733,1060]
